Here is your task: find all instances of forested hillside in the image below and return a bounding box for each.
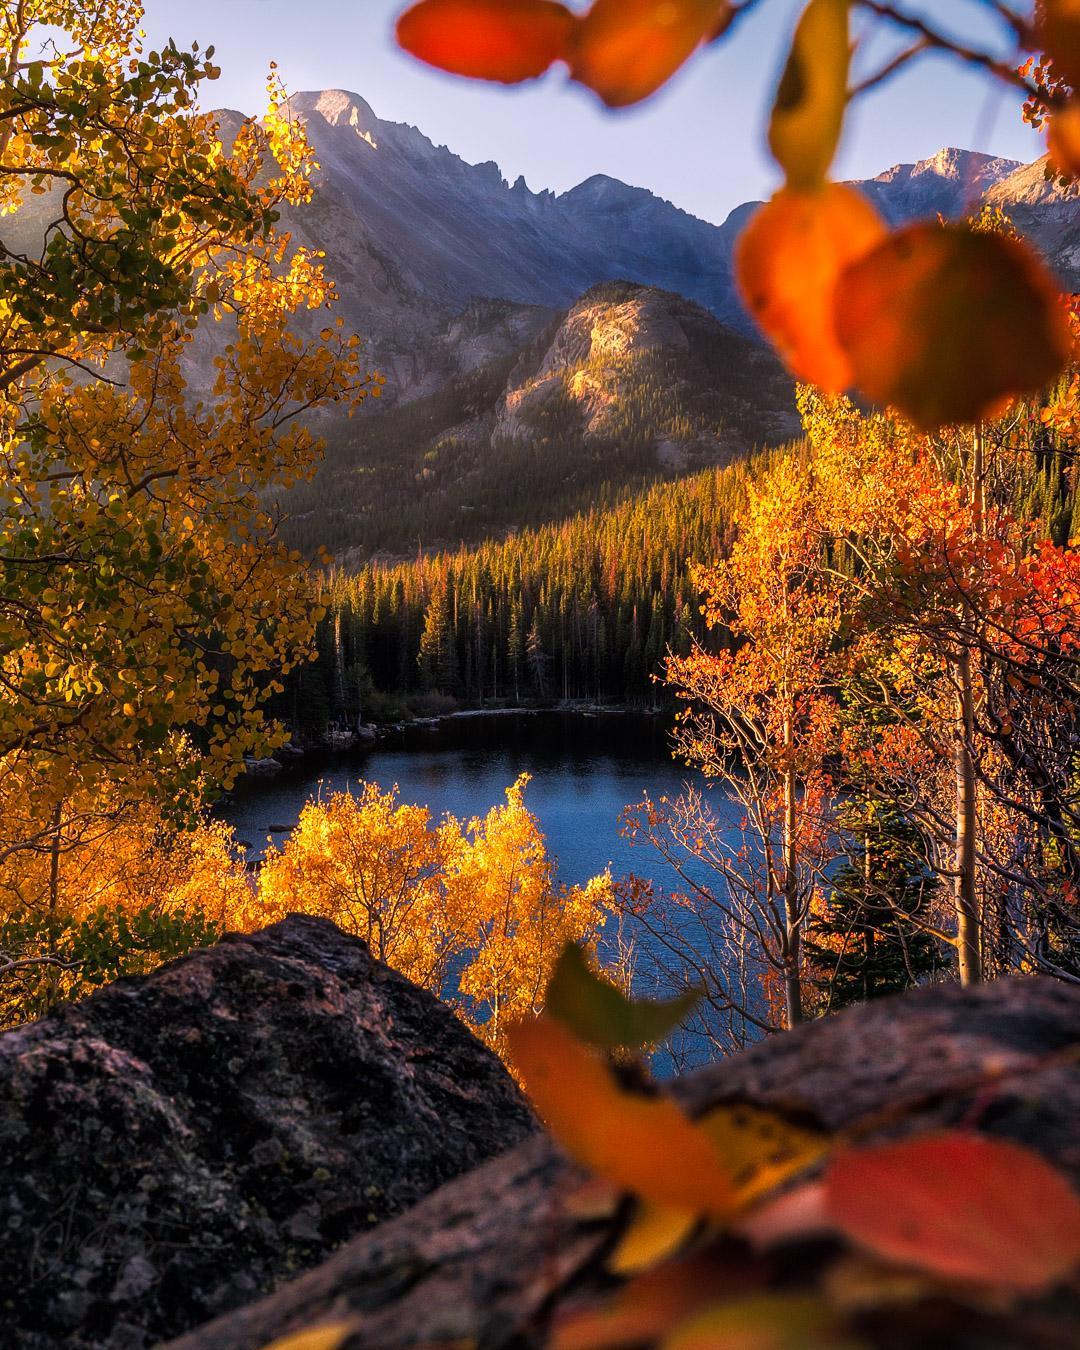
[281,397,1080,736]
[279,283,797,562]
[279,460,769,734]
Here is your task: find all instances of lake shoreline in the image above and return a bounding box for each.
[241,700,667,782]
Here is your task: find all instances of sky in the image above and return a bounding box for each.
[137,0,1044,226]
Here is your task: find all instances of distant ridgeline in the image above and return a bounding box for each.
[274,432,1080,738]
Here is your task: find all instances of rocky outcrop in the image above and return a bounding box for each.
[0,915,534,1348]
[170,976,1080,1350]
[492,281,799,456]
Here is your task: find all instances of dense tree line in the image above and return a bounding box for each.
[278,287,794,564]
[275,454,772,734]
[281,403,1080,737]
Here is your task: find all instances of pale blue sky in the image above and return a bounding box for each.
[137,0,1043,225]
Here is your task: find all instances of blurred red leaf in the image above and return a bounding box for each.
[834,223,1072,431]
[396,0,574,82]
[734,184,886,392]
[825,1133,1080,1292]
[569,0,727,108]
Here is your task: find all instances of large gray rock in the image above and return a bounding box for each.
[169,976,1080,1350]
[0,915,534,1348]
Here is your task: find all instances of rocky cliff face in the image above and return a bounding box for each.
[492,281,798,457]
[266,94,1072,397]
[0,916,534,1349]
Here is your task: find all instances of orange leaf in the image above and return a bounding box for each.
[734,184,886,392]
[825,1133,1080,1292]
[396,0,574,83]
[834,223,1072,431]
[1048,99,1080,180]
[1039,0,1080,89]
[569,0,726,108]
[507,1015,736,1213]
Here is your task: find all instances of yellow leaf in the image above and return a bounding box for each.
[768,0,850,189]
[609,1203,700,1275]
[661,1294,859,1350]
[258,1320,356,1350]
[697,1103,828,1208]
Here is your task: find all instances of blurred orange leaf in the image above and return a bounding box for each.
[569,0,727,108]
[507,1015,736,1213]
[768,0,851,189]
[551,1258,743,1350]
[734,184,886,392]
[1039,0,1080,88]
[396,0,574,82]
[259,1324,356,1350]
[834,223,1072,431]
[1048,99,1080,178]
[825,1133,1080,1292]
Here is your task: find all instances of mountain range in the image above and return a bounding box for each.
[6,89,1075,561]
[268,90,1078,401]
[246,91,1073,559]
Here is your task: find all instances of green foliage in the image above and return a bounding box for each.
[0,903,223,1027]
[806,808,946,1010]
[546,943,700,1050]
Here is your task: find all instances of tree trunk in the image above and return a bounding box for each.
[782,727,803,1028]
[954,648,982,985]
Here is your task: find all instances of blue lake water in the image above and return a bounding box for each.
[221,711,703,888]
[219,711,744,1065]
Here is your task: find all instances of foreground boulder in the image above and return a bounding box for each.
[169,976,1080,1350]
[0,915,534,1348]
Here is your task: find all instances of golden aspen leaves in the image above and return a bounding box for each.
[734,185,886,393]
[834,224,1074,431]
[395,0,575,83]
[768,0,851,190]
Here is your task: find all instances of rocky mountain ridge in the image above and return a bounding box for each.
[270,90,1074,403]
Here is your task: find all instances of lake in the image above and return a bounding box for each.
[221,711,700,888]
[219,710,747,1065]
